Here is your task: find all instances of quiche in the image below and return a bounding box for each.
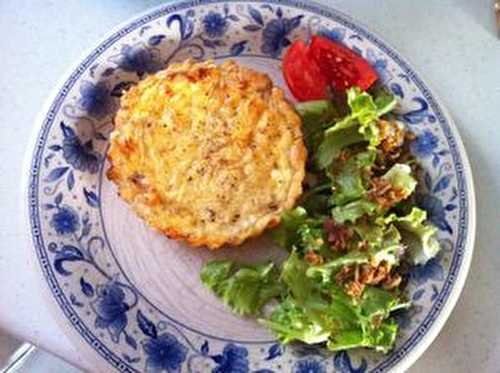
[107,60,306,249]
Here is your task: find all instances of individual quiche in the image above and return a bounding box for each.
[107,60,306,249]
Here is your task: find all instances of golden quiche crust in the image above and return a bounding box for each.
[107,60,306,249]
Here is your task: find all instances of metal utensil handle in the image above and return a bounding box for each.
[495,0,500,37]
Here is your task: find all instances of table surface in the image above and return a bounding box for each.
[1,0,499,372]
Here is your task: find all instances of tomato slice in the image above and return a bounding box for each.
[308,35,378,91]
[283,40,329,101]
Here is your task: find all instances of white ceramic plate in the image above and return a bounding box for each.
[24,1,475,372]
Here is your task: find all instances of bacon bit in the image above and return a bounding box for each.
[375,125,416,173]
[335,266,353,285]
[323,219,353,251]
[368,177,406,209]
[378,120,405,154]
[372,314,383,328]
[305,251,324,266]
[338,149,351,162]
[345,280,365,298]
[359,262,391,285]
[383,273,402,290]
[342,261,401,298]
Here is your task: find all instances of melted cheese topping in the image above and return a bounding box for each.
[107,60,306,249]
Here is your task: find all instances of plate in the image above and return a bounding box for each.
[24,1,475,372]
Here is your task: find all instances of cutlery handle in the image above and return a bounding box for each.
[496,1,500,37]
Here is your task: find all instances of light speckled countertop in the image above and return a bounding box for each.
[0,1,499,371]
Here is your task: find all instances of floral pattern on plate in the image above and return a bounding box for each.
[27,1,473,372]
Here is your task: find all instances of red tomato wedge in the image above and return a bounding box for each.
[309,36,378,91]
[282,40,329,101]
[282,36,378,101]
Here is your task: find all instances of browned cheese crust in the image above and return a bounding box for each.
[107,60,306,249]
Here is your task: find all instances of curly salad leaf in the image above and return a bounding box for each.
[382,207,440,265]
[317,87,397,168]
[201,261,282,316]
[200,87,440,354]
[263,252,409,352]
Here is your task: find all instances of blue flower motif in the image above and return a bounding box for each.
[261,13,303,57]
[50,206,80,235]
[400,97,434,125]
[408,257,444,286]
[143,333,188,372]
[91,282,129,343]
[212,344,249,373]
[394,305,423,330]
[202,11,228,38]
[411,130,439,157]
[333,351,367,373]
[417,193,452,233]
[293,358,326,373]
[366,49,391,83]
[317,26,346,42]
[77,81,112,119]
[60,122,100,174]
[112,43,161,76]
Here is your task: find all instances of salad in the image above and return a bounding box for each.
[200,36,440,353]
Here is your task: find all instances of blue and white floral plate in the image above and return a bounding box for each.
[24,1,476,372]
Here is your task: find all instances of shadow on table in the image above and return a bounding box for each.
[0,328,22,367]
[456,0,498,36]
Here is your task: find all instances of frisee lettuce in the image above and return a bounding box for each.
[382,163,418,199]
[382,207,440,265]
[200,261,282,316]
[317,87,397,169]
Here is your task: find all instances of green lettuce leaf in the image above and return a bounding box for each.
[295,100,339,127]
[370,225,403,266]
[200,261,282,316]
[306,250,370,284]
[383,207,440,265]
[265,284,408,352]
[300,191,331,216]
[329,151,375,206]
[200,260,233,290]
[317,88,396,168]
[382,163,417,200]
[264,253,332,344]
[329,162,416,223]
[271,207,308,250]
[358,286,410,319]
[272,207,327,254]
[326,286,408,353]
[296,100,339,154]
[327,317,399,353]
[262,297,331,344]
[353,218,386,247]
[352,220,404,266]
[297,224,327,253]
[317,125,365,169]
[306,226,402,284]
[372,87,398,116]
[331,199,378,224]
[281,251,317,304]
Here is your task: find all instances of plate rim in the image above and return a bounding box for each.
[21,0,477,372]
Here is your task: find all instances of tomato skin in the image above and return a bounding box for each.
[308,35,378,91]
[282,40,329,101]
